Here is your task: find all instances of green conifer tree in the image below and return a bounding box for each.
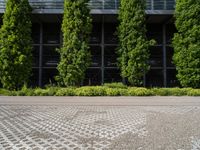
[118,0,153,86]
[173,0,200,88]
[0,0,32,90]
[56,0,92,86]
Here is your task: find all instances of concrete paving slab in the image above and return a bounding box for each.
[0,96,200,149]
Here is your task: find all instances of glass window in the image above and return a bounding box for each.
[42,68,58,86]
[104,23,118,44]
[42,46,60,67]
[32,46,40,67]
[90,46,101,67]
[43,23,60,44]
[146,0,152,10]
[167,69,179,87]
[154,0,164,10]
[90,0,103,9]
[146,69,164,87]
[149,46,163,67]
[166,24,177,45]
[104,46,118,67]
[90,23,101,44]
[84,69,102,85]
[166,0,175,10]
[166,46,175,67]
[104,0,116,9]
[104,69,121,83]
[147,24,163,45]
[32,23,40,44]
[166,24,176,45]
[29,69,39,87]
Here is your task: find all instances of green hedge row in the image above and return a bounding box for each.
[0,83,200,96]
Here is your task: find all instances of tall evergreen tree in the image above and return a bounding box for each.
[173,0,200,88]
[118,0,153,86]
[0,0,32,90]
[56,0,92,86]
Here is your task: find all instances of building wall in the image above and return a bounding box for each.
[30,15,178,87]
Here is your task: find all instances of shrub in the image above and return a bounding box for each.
[151,88,193,96]
[0,86,200,96]
[105,88,128,96]
[33,88,49,96]
[0,89,11,96]
[16,86,35,96]
[56,0,92,86]
[56,88,75,96]
[187,89,200,96]
[45,87,59,96]
[103,83,127,89]
[75,86,106,96]
[173,0,200,88]
[128,87,153,96]
[0,0,32,90]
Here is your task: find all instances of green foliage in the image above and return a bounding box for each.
[103,82,127,89]
[33,88,49,96]
[0,0,32,90]
[173,0,200,88]
[187,89,200,96]
[118,0,153,86]
[0,88,11,96]
[127,87,153,96]
[1,86,200,96]
[15,85,35,96]
[56,88,75,96]
[56,0,92,87]
[75,86,106,96]
[105,88,128,96]
[151,88,191,96]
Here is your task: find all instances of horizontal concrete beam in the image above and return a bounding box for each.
[0,9,174,15]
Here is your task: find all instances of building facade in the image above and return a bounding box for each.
[0,0,177,87]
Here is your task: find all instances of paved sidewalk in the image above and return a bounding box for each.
[0,96,200,149]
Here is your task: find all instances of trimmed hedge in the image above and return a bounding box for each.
[0,83,200,96]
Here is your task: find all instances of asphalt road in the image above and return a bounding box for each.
[0,96,200,150]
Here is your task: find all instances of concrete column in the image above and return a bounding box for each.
[39,23,43,87]
[163,24,167,87]
[101,15,105,85]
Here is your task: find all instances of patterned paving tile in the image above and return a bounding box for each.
[0,105,200,149]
